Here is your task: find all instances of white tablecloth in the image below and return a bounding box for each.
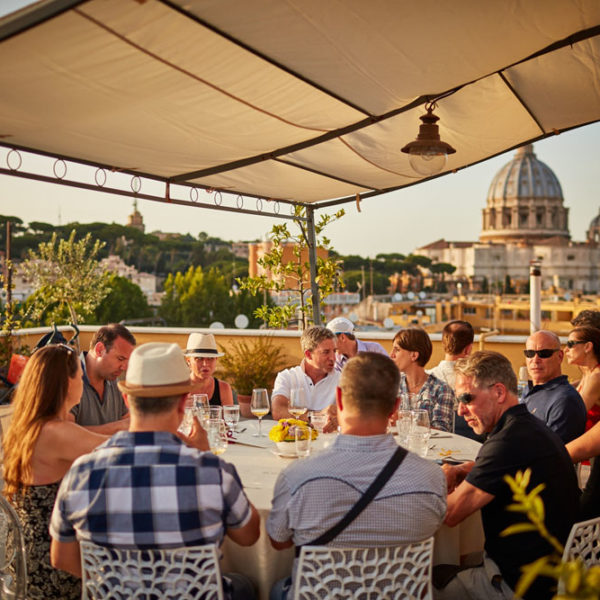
[221,420,484,600]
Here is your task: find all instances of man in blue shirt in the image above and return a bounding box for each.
[523,330,586,443]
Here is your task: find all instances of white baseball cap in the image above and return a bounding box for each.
[326,317,354,334]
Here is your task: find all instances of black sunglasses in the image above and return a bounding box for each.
[566,340,586,349]
[523,348,559,359]
[457,384,496,405]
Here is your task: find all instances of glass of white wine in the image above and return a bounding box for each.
[251,388,270,437]
[289,387,307,419]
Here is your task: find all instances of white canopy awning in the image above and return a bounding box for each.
[0,0,599,208]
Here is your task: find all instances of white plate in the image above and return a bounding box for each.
[269,448,298,459]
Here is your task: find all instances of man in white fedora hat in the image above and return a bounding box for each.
[50,342,260,599]
[184,332,234,406]
[326,316,388,373]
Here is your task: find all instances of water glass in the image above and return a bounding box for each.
[408,409,431,458]
[209,406,223,421]
[223,405,240,432]
[251,388,270,437]
[207,419,228,456]
[289,388,307,418]
[295,427,312,458]
[192,394,209,411]
[310,411,328,433]
[178,396,195,436]
[396,409,413,447]
[400,392,419,411]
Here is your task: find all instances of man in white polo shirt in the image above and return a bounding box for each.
[326,317,388,373]
[271,326,339,425]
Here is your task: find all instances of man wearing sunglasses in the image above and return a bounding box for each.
[438,351,579,600]
[522,330,586,444]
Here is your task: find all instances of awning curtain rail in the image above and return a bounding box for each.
[0,0,599,209]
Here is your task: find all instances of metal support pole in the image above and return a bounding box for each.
[305,206,322,326]
[529,259,542,333]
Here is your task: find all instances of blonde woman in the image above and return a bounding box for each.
[184,333,233,406]
[3,345,107,599]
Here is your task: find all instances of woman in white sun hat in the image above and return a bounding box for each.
[184,333,234,406]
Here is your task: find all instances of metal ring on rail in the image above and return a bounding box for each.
[130,176,141,193]
[256,198,263,212]
[189,187,199,203]
[236,195,244,209]
[214,191,223,206]
[273,201,280,214]
[6,149,22,171]
[53,159,67,179]
[95,168,107,187]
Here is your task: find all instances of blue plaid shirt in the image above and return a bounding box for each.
[399,373,455,431]
[50,431,252,549]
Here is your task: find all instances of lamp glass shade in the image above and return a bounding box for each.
[407,148,448,176]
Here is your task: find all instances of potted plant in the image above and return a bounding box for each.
[217,336,290,418]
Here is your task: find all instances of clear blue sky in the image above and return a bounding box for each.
[1,2,598,257]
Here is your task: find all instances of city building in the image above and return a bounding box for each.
[416,144,600,293]
[126,200,145,233]
[247,240,328,289]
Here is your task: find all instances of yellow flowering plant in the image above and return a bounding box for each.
[269,419,318,443]
[502,469,600,599]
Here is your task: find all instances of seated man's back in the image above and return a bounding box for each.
[269,433,446,548]
[267,353,446,598]
[52,430,251,548]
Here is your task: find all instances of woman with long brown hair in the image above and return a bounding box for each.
[565,326,600,519]
[3,344,107,599]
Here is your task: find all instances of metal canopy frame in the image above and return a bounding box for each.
[1,0,600,326]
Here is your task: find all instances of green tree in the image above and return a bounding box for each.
[238,207,345,328]
[93,275,153,324]
[21,230,111,326]
[160,265,248,327]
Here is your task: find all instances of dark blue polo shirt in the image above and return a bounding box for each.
[467,404,580,599]
[524,375,586,443]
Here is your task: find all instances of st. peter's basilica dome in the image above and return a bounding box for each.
[479,144,569,243]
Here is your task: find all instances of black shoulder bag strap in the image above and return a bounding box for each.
[295,446,408,557]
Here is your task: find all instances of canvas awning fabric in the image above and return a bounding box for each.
[0,0,599,208]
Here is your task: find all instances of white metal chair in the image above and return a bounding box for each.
[0,494,27,599]
[80,541,224,600]
[562,516,600,566]
[292,537,434,600]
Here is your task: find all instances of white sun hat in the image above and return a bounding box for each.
[184,333,224,358]
[118,342,201,398]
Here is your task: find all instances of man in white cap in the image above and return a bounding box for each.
[326,316,388,372]
[50,342,260,599]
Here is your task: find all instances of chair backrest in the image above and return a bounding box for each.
[80,541,224,600]
[0,495,28,599]
[562,516,600,566]
[293,537,434,600]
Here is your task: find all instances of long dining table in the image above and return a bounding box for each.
[220,420,484,600]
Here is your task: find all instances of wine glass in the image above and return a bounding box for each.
[223,405,240,432]
[251,388,270,437]
[289,388,307,418]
